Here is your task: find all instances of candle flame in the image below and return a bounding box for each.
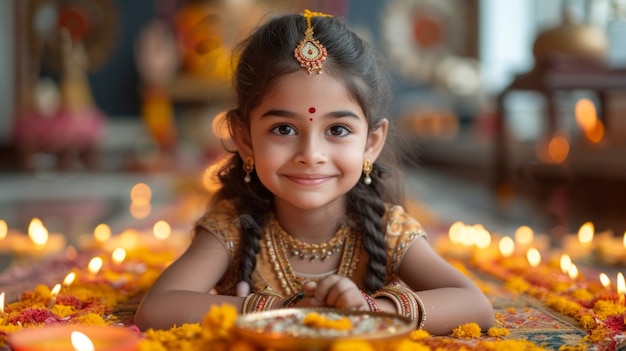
[28,218,49,246]
[93,224,112,243]
[527,248,541,267]
[71,331,95,351]
[618,273,626,295]
[448,221,465,245]
[623,232,626,249]
[475,226,491,249]
[88,257,104,275]
[63,272,76,286]
[0,220,7,240]
[577,222,594,246]
[119,229,140,250]
[568,263,579,280]
[560,254,572,274]
[462,225,477,246]
[499,236,515,257]
[50,283,61,297]
[153,220,171,240]
[599,273,611,288]
[112,248,126,264]
[0,292,4,314]
[514,226,534,245]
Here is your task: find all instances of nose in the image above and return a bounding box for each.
[294,133,328,165]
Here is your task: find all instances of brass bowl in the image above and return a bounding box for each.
[234,308,413,351]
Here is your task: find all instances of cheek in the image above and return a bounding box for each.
[253,144,287,173]
[336,152,365,175]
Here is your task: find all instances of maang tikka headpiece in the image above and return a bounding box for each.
[294,9,332,74]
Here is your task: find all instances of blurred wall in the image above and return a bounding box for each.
[0,1,14,143]
[74,0,155,118]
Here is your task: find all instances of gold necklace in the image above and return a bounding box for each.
[272,222,349,261]
[264,218,361,295]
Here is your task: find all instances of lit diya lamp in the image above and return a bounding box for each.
[595,230,626,265]
[435,221,492,259]
[12,218,66,257]
[561,221,595,260]
[8,325,140,351]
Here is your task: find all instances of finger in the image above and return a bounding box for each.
[302,281,317,297]
[326,282,362,308]
[313,275,343,302]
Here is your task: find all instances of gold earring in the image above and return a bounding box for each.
[243,156,254,183]
[363,159,373,185]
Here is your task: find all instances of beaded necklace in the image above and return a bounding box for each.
[264,218,361,295]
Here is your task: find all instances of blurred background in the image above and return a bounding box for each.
[1,0,626,255]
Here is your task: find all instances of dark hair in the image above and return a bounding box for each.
[211,12,404,294]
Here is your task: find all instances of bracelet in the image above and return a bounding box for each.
[372,282,425,329]
[360,290,380,312]
[282,291,305,308]
[242,287,282,315]
[411,291,427,330]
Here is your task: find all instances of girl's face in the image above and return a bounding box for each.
[243,70,386,213]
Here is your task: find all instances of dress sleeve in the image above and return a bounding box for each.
[194,200,243,294]
[194,200,242,261]
[384,204,428,278]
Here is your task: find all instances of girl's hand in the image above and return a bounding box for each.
[309,275,369,310]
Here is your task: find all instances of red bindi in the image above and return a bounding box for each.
[308,107,316,114]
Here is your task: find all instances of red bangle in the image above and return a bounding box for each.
[360,290,381,312]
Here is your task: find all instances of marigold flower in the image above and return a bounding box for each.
[592,300,626,319]
[408,329,430,340]
[395,339,431,351]
[570,289,594,303]
[486,326,510,337]
[450,322,481,339]
[577,313,597,330]
[138,339,169,351]
[72,312,108,326]
[302,312,352,330]
[202,304,238,331]
[546,296,581,318]
[505,277,531,293]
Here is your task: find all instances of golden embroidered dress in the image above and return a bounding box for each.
[196,200,427,297]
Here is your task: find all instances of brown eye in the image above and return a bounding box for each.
[271,124,296,136]
[328,125,350,137]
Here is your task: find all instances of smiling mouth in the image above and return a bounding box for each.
[284,175,332,186]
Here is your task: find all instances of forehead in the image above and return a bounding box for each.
[256,70,362,114]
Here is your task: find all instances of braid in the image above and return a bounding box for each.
[237,214,263,285]
[348,165,388,293]
[212,151,272,287]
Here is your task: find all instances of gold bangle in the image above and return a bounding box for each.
[410,291,426,330]
[372,283,418,322]
[372,283,425,329]
[242,287,283,315]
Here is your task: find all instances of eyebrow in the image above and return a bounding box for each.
[260,109,362,120]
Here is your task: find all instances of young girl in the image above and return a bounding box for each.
[134,10,494,335]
